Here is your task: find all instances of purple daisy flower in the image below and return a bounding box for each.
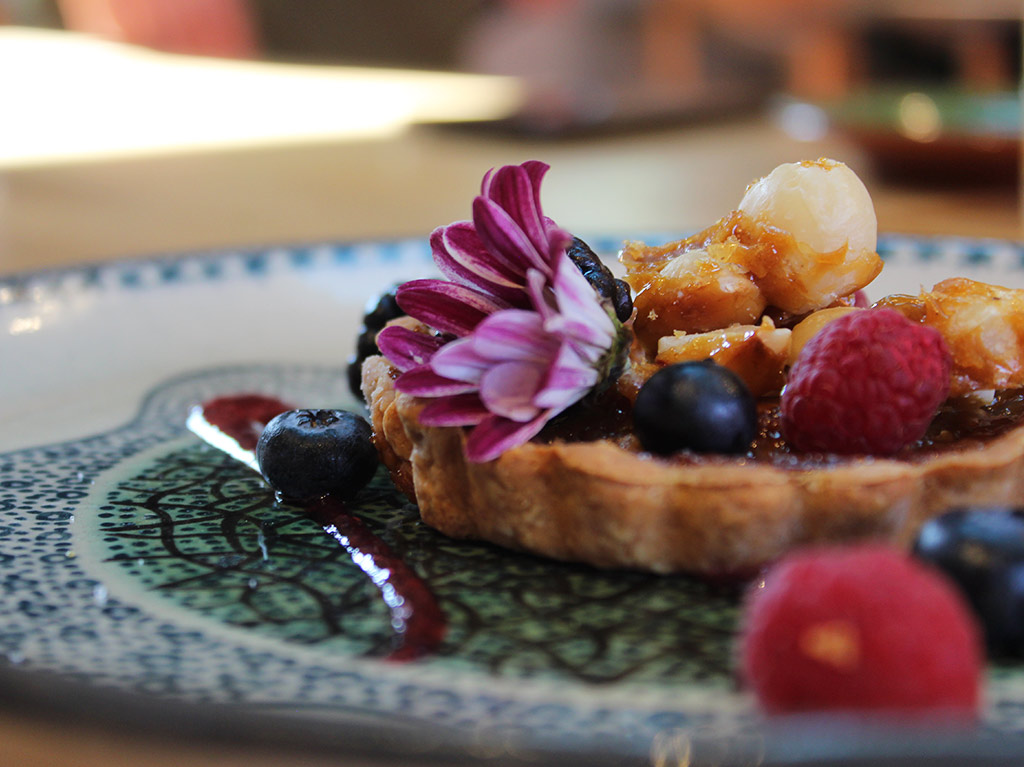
[375,161,570,374]
[375,161,628,462]
[434,160,570,298]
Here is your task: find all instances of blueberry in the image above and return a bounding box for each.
[633,360,756,455]
[256,409,378,501]
[348,288,405,399]
[913,507,1024,656]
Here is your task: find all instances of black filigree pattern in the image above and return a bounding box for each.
[97,442,742,685]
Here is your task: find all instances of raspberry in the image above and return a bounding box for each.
[739,545,983,719]
[780,308,951,454]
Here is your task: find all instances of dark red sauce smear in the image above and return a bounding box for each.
[192,394,445,661]
[200,395,291,451]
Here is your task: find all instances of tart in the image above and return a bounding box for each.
[361,159,1024,575]
[363,354,1024,575]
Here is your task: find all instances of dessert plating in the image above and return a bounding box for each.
[362,159,1024,575]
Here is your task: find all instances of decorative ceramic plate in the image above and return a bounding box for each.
[3,235,1024,764]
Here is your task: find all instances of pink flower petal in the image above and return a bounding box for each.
[478,163,550,260]
[464,410,552,463]
[552,253,616,332]
[397,279,505,337]
[470,310,558,363]
[479,360,545,422]
[378,162,626,463]
[438,222,524,282]
[533,344,599,410]
[395,365,478,397]
[472,196,551,276]
[430,224,529,306]
[531,385,590,413]
[544,315,614,363]
[418,393,490,427]
[482,162,568,267]
[429,337,490,384]
[521,160,548,192]
[526,268,556,323]
[542,254,616,361]
[482,160,547,204]
[376,325,445,372]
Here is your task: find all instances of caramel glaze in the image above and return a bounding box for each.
[624,210,877,353]
[537,388,1024,468]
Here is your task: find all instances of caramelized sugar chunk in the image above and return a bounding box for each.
[620,159,882,355]
[924,278,1024,395]
[623,238,765,352]
[876,280,1024,396]
[657,317,792,397]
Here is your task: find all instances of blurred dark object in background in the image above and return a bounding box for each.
[818,13,1021,188]
[8,2,1022,96]
[250,0,489,69]
[253,0,776,135]
[49,0,259,58]
[824,88,1019,187]
[867,14,1020,89]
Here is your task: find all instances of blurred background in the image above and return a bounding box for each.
[0,6,1021,763]
[0,0,1021,272]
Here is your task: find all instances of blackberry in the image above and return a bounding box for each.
[348,288,404,399]
[567,237,632,322]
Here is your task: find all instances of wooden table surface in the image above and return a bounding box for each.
[1,27,1022,767]
[4,116,1021,278]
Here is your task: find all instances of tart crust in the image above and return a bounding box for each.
[362,354,1024,575]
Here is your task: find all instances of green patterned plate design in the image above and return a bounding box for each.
[91,439,740,683]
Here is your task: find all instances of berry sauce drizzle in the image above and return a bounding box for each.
[187,394,445,661]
